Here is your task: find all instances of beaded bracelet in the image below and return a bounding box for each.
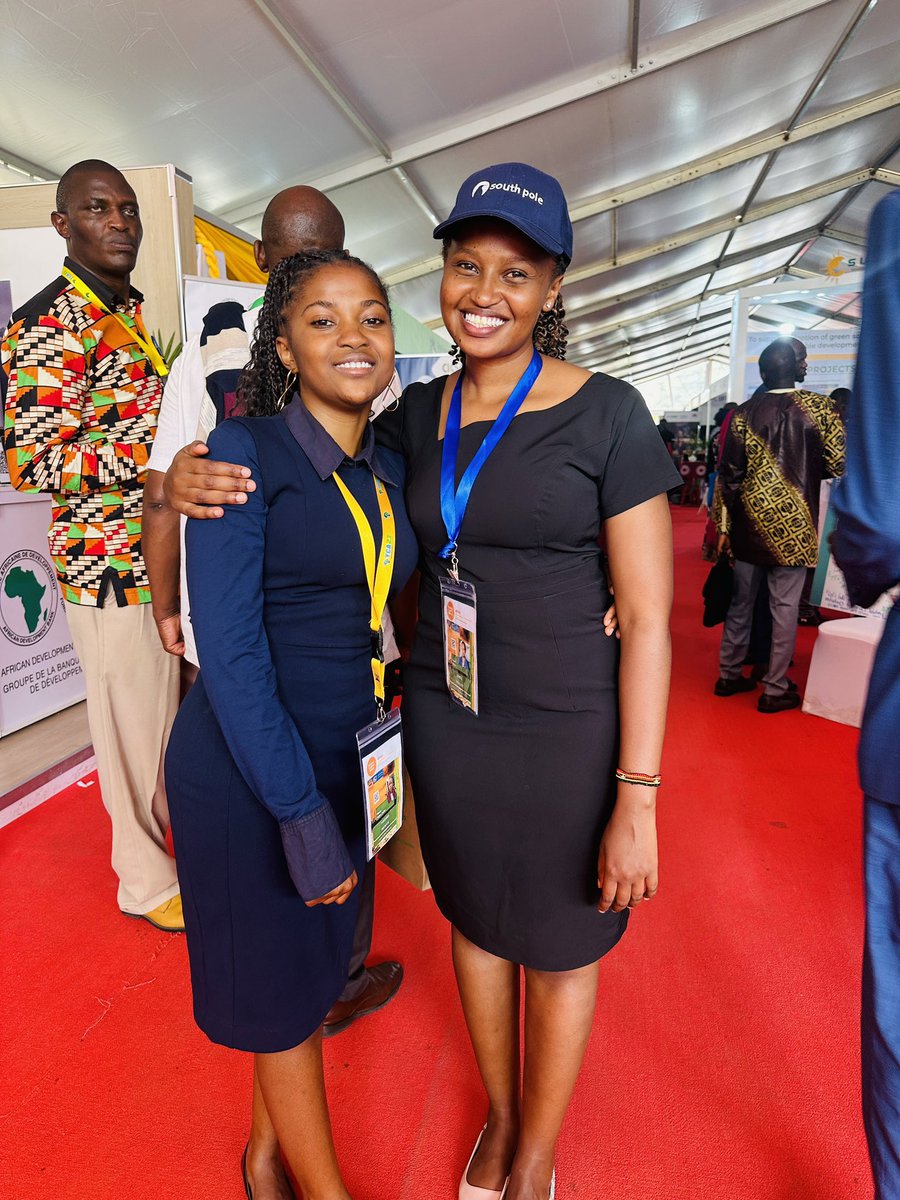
[615,768,662,788]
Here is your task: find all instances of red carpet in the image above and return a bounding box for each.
[0,507,871,1199]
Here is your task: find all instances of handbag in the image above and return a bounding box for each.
[702,556,734,627]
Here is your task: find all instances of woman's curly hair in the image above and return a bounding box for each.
[443,242,569,367]
[238,250,392,418]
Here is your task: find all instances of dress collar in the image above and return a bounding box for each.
[282,394,401,487]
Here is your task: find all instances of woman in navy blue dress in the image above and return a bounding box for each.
[165,251,417,1200]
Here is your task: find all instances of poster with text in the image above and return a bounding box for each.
[0,497,85,735]
[743,328,859,402]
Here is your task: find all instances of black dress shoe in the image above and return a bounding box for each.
[758,690,802,714]
[323,961,403,1037]
[714,675,757,696]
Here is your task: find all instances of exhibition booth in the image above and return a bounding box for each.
[0,173,891,738]
[0,167,450,739]
[0,165,194,737]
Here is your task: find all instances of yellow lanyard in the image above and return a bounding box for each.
[61,266,169,378]
[332,471,396,712]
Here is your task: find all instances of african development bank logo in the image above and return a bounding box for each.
[0,549,59,646]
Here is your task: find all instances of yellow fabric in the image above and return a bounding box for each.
[194,217,267,285]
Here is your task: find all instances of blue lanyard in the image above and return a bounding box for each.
[439,349,543,574]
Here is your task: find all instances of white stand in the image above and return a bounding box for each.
[803,617,884,728]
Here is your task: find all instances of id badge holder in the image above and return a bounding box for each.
[440,576,479,715]
[356,707,404,861]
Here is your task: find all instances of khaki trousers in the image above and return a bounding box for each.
[65,595,180,914]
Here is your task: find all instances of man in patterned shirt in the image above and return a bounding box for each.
[1,159,182,929]
[714,339,845,713]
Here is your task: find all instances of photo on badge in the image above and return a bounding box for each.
[356,709,405,859]
[440,580,479,714]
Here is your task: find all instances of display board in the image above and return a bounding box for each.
[728,272,863,407]
[0,495,84,736]
[741,328,859,401]
[182,274,263,340]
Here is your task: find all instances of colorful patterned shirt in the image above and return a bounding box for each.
[716,388,845,567]
[2,258,163,606]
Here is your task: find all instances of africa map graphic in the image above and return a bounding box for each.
[4,565,47,633]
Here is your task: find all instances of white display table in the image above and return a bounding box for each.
[0,489,85,737]
[802,616,884,728]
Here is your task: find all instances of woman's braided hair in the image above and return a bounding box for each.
[238,249,392,418]
[443,242,569,367]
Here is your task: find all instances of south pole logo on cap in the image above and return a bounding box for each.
[471,178,544,206]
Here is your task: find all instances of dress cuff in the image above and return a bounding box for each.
[279,802,356,902]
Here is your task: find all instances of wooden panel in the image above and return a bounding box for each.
[175,172,197,275]
[127,166,192,350]
[0,182,57,230]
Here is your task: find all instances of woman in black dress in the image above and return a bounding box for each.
[165,165,677,1200]
[391,165,678,1200]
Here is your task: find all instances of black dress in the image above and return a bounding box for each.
[387,372,680,971]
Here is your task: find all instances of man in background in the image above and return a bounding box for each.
[714,340,844,712]
[2,160,182,929]
[142,186,403,1046]
[832,189,900,1200]
[143,186,345,672]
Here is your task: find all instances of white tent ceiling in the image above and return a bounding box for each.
[1,0,897,386]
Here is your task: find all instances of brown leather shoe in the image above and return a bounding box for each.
[322,961,403,1037]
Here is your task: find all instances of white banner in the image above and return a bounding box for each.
[0,496,85,736]
[743,328,858,401]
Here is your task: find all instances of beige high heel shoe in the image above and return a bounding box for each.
[459,1126,509,1200]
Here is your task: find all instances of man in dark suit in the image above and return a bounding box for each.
[832,189,900,1200]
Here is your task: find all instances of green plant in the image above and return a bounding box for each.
[153,329,183,368]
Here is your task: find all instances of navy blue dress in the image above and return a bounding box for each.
[165,398,417,1053]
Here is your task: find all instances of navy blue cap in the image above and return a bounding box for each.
[433,162,573,267]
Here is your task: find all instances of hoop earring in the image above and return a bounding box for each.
[382,371,402,412]
[277,370,296,410]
